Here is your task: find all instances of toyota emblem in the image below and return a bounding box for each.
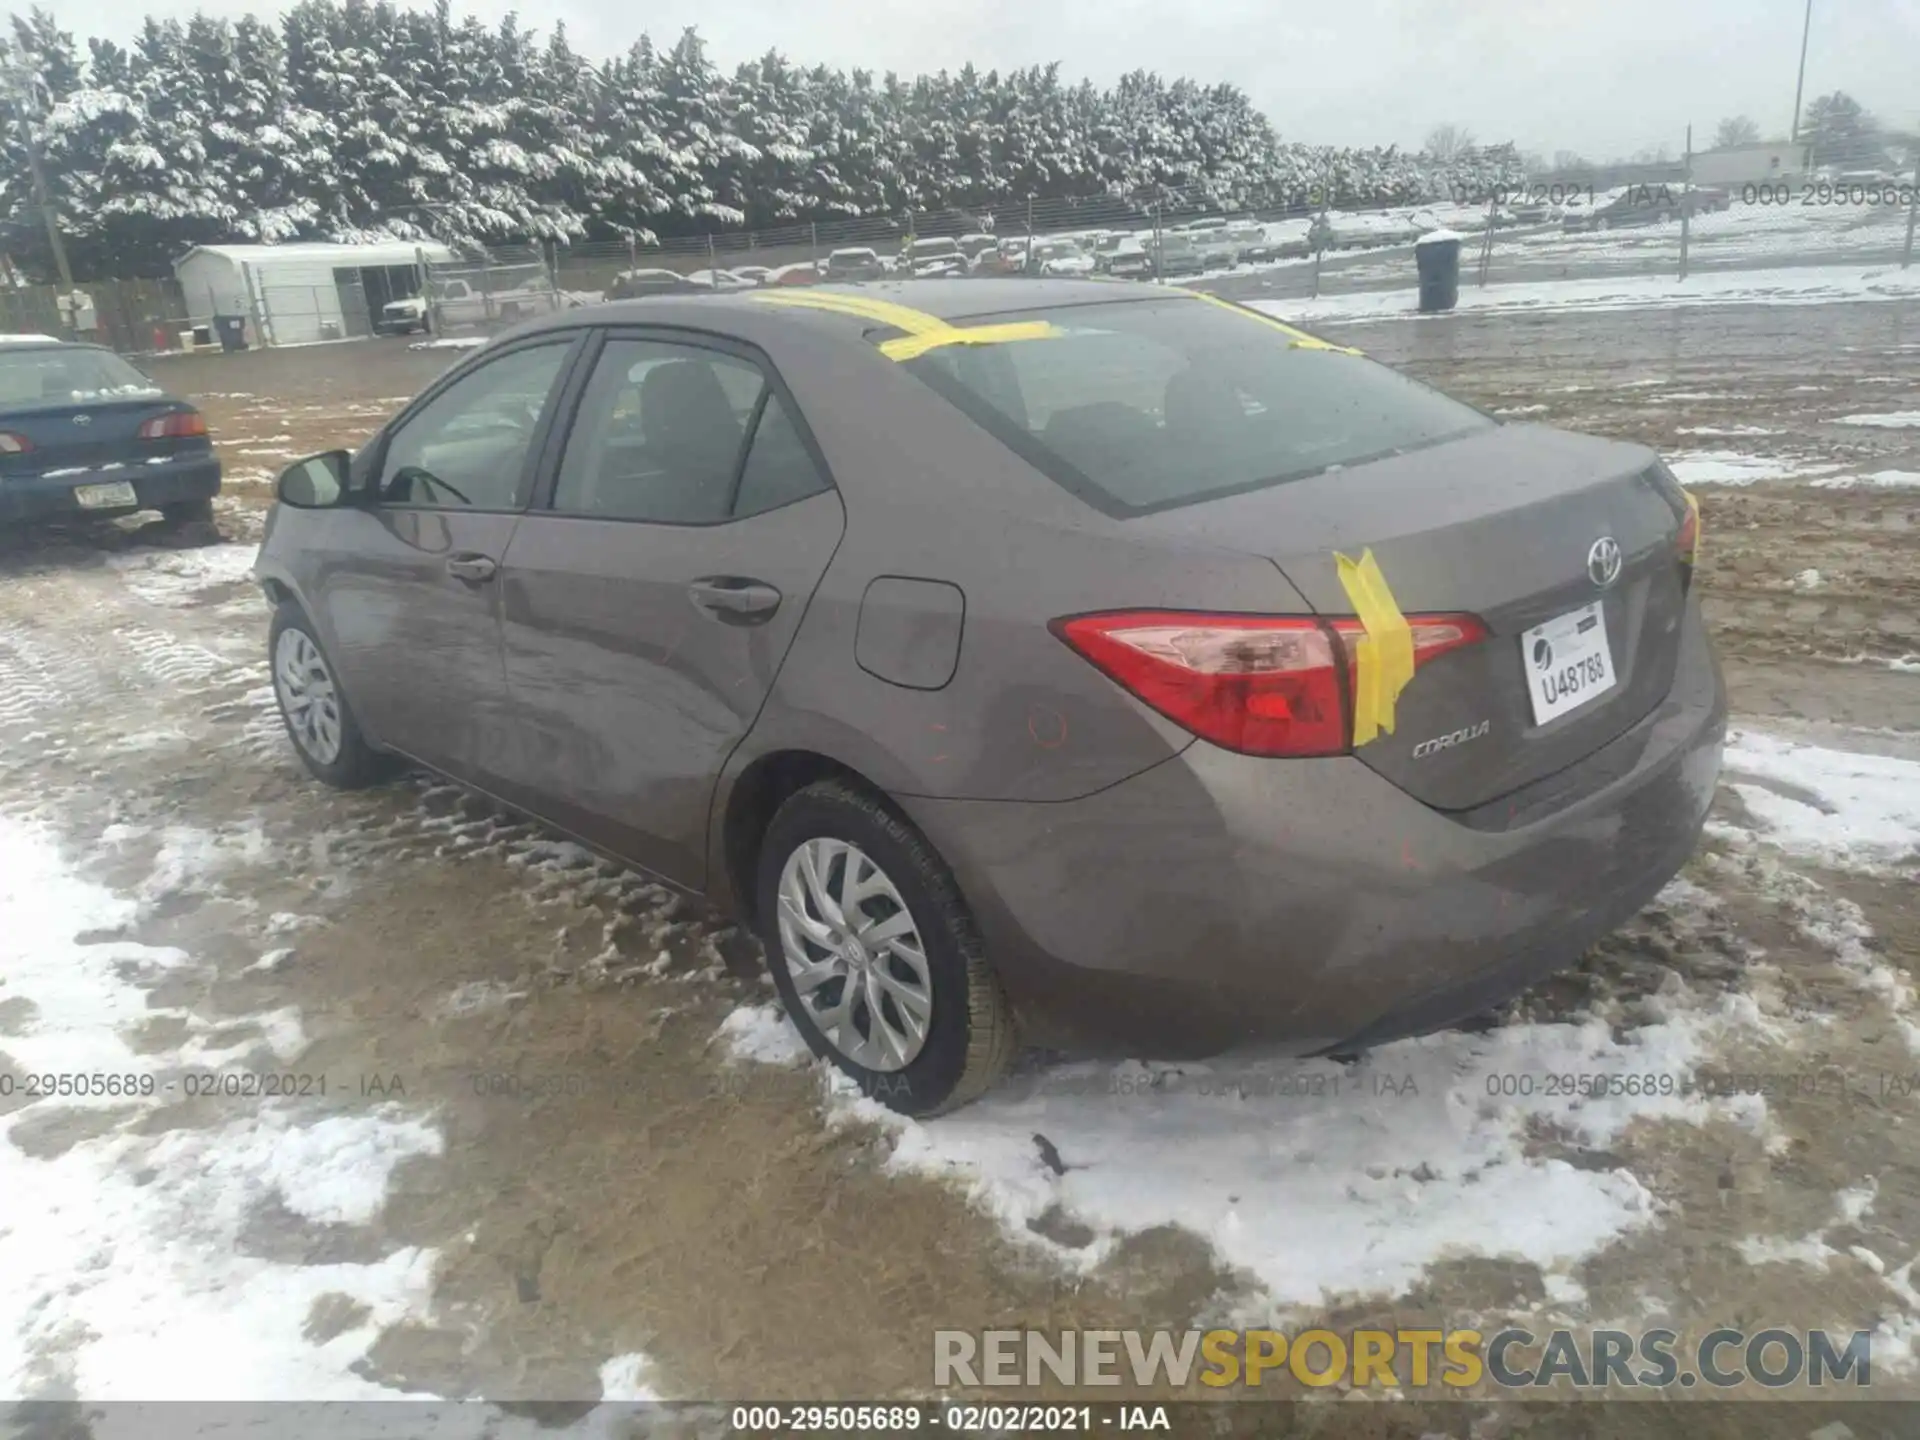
[1587,536,1622,588]
[71,413,91,426]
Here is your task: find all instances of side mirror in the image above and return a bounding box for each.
[277,450,352,508]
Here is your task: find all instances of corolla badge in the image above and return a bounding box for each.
[1411,719,1491,758]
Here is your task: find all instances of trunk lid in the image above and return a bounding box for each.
[1130,424,1691,811]
[0,395,198,479]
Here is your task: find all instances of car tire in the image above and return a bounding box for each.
[161,498,215,525]
[756,779,1016,1115]
[268,602,398,789]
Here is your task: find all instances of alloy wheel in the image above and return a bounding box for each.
[776,837,934,1072]
[274,627,343,765]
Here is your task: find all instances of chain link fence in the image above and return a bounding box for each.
[0,277,190,353]
[21,157,1914,353]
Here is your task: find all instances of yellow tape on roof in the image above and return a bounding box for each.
[1186,290,1362,354]
[1334,548,1415,747]
[753,290,1061,359]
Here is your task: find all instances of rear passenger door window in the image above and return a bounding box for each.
[733,392,831,518]
[553,337,830,523]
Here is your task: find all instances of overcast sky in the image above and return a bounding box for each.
[68,0,1920,160]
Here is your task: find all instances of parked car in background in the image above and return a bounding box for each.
[0,341,220,528]
[405,271,569,330]
[766,262,826,287]
[686,269,758,291]
[969,244,1024,276]
[1094,234,1153,277]
[904,237,970,277]
[1173,218,1238,268]
[605,269,705,301]
[1151,232,1206,277]
[257,279,1723,1115]
[957,234,1000,265]
[1561,185,1723,231]
[375,294,432,335]
[825,248,886,282]
[730,266,773,287]
[1105,237,1155,278]
[1222,223,1267,264]
[1028,238,1095,277]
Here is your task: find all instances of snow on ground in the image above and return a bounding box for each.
[106,543,260,607]
[1252,264,1920,324]
[720,885,1777,1315]
[725,983,1769,1315]
[1813,470,1920,490]
[410,337,488,350]
[0,815,667,1407]
[0,816,441,1398]
[1666,451,1840,487]
[1721,728,1920,874]
[1833,411,1920,429]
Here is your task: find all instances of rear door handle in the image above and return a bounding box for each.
[445,553,497,582]
[688,576,782,624]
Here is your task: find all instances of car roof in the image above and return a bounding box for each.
[0,339,107,357]
[511,279,1158,344]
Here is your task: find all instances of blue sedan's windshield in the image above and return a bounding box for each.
[0,346,161,408]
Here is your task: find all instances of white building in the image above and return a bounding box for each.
[1691,143,1813,189]
[173,240,457,347]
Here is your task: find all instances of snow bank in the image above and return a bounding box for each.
[1832,411,1920,429]
[721,881,1772,1314]
[1722,729,1920,873]
[1666,451,1839,487]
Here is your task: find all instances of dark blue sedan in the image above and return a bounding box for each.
[0,341,221,526]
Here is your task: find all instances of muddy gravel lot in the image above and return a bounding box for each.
[1,308,1917,1432]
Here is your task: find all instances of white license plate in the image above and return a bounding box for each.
[1522,600,1617,725]
[73,480,138,509]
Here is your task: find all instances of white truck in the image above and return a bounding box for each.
[376,272,569,336]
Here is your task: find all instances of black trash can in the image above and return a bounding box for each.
[1413,230,1463,313]
[212,314,249,351]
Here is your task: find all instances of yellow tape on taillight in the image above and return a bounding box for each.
[1682,489,1702,567]
[1335,548,1415,747]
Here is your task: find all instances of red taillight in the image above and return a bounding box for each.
[1052,609,1487,757]
[1676,490,1700,567]
[1330,615,1487,682]
[138,410,207,440]
[0,431,31,454]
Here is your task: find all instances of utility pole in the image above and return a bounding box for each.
[1679,124,1692,282]
[1789,0,1813,144]
[5,59,73,290]
[1903,147,1918,269]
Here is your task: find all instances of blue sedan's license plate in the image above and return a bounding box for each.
[73,480,138,509]
[1523,601,1617,725]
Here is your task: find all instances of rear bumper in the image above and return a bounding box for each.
[0,453,222,524]
[901,598,1727,1057]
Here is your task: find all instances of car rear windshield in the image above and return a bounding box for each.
[896,297,1492,515]
[0,347,159,407]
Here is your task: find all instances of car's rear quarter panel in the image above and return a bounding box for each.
[729,311,1312,805]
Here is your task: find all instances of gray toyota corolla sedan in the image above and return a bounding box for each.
[255,279,1724,1113]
